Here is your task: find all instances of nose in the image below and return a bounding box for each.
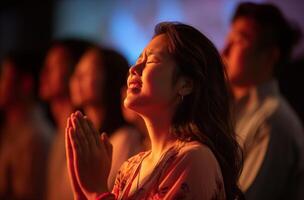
[129,61,144,76]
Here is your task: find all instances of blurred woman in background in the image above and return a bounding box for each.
[70,45,146,188]
[0,50,52,199]
[40,38,91,200]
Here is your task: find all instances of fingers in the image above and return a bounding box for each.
[72,113,90,150]
[66,116,82,156]
[65,118,72,164]
[66,127,78,187]
[74,111,99,149]
[66,111,112,197]
[66,117,76,177]
[65,124,85,197]
[86,117,101,147]
[83,116,100,147]
[69,126,86,193]
[65,119,73,173]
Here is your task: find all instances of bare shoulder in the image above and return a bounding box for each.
[179,141,218,164]
[162,140,225,199]
[177,140,223,178]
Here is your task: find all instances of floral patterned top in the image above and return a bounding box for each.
[98,140,225,200]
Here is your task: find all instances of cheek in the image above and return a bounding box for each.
[144,68,175,102]
[70,80,82,105]
[48,69,60,83]
[58,75,69,93]
[82,77,102,100]
[49,70,66,90]
[125,66,176,112]
[226,46,248,80]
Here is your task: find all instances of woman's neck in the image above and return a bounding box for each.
[84,105,105,130]
[142,113,177,162]
[51,97,73,130]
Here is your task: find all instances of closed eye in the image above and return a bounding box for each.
[146,56,160,64]
[146,61,156,63]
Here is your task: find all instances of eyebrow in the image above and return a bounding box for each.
[147,49,166,58]
[137,48,165,61]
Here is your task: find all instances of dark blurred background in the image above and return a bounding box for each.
[1,0,304,62]
[0,0,303,120]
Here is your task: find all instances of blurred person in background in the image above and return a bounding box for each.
[0,50,52,199]
[222,2,304,200]
[40,38,91,200]
[69,45,144,188]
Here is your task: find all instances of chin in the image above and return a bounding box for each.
[123,96,134,110]
[123,95,145,115]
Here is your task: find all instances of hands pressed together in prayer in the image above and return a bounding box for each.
[65,111,113,200]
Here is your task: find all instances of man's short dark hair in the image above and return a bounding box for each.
[232,2,301,75]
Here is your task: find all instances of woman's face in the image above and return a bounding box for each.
[124,34,181,116]
[70,49,105,107]
[40,46,71,101]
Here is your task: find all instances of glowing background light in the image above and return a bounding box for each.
[53,0,304,64]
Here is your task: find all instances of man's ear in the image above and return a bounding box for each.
[177,77,193,96]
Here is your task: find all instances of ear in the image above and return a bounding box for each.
[177,77,193,96]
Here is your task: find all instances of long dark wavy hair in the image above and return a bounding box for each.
[154,22,243,200]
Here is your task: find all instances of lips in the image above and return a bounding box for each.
[128,78,142,89]
[127,78,142,93]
